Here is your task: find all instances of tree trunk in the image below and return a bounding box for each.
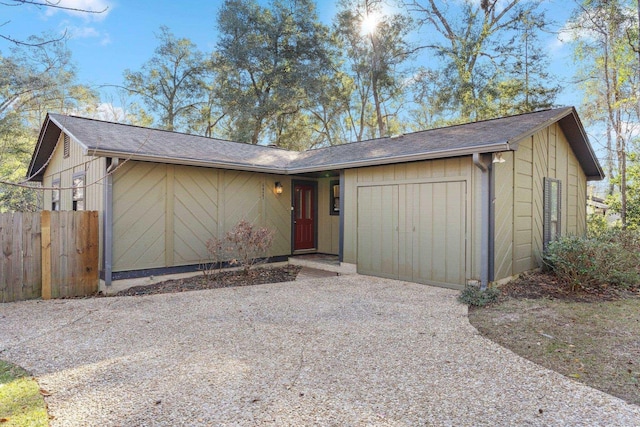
[370,32,386,138]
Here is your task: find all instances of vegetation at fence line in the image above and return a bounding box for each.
[0,360,49,426]
[205,220,275,278]
[542,230,640,293]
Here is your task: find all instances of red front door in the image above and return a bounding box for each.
[294,184,315,250]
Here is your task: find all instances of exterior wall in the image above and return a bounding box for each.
[42,132,104,212]
[111,161,292,273]
[41,132,105,267]
[343,157,482,284]
[317,177,340,255]
[494,123,588,280]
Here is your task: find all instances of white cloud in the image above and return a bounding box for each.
[67,25,112,45]
[45,0,112,22]
[95,103,126,122]
[70,26,99,38]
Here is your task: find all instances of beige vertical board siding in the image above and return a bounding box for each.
[577,166,587,235]
[554,124,587,236]
[412,181,467,287]
[555,127,569,238]
[85,156,105,269]
[171,165,219,265]
[513,136,535,273]
[532,132,548,265]
[567,153,580,234]
[397,184,412,281]
[317,177,339,255]
[350,159,472,288]
[112,161,166,271]
[42,174,53,211]
[493,151,515,281]
[356,185,399,278]
[548,125,557,177]
[263,175,291,257]
[343,169,359,264]
[445,181,467,285]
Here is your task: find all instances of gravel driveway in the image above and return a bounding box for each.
[1,275,639,426]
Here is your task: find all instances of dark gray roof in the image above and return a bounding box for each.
[27,107,604,181]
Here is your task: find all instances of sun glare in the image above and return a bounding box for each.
[361,12,380,36]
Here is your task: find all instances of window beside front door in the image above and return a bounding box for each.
[330,180,340,216]
[543,177,561,249]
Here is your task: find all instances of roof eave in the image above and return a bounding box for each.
[89,149,289,174]
[561,110,605,180]
[26,115,56,181]
[48,114,90,152]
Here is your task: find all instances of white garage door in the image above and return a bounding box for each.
[357,181,467,288]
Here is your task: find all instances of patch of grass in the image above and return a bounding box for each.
[469,297,640,405]
[0,360,49,426]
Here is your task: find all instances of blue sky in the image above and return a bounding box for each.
[0,0,580,113]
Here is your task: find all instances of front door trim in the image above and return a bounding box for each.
[291,179,318,253]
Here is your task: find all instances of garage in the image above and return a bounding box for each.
[356,180,467,289]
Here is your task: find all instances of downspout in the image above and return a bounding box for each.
[339,170,345,263]
[472,153,490,290]
[103,157,118,287]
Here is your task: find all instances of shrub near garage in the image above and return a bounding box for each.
[205,220,275,278]
[458,284,500,307]
[543,230,640,293]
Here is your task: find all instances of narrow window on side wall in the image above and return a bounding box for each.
[72,172,85,211]
[52,178,60,211]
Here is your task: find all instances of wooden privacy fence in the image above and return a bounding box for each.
[0,211,99,303]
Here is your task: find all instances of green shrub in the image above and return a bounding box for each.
[543,232,640,292]
[586,213,608,237]
[458,284,500,307]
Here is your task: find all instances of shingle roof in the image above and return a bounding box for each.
[52,113,297,171]
[27,107,604,181]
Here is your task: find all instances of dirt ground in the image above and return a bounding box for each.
[469,271,640,406]
[113,265,302,296]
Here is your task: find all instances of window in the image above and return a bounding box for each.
[72,172,85,211]
[544,178,561,248]
[329,180,340,215]
[52,178,60,211]
[63,134,70,158]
